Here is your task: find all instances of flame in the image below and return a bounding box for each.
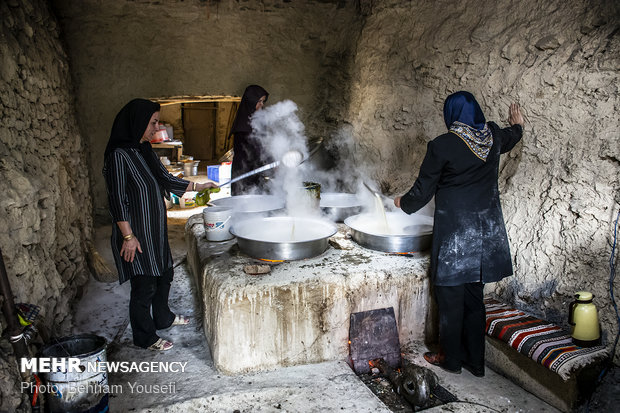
[258,258,285,263]
[391,251,417,255]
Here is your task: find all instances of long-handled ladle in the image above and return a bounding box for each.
[217,138,323,188]
[362,181,394,204]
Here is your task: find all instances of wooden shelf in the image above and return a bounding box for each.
[151,142,183,162]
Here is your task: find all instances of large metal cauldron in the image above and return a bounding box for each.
[345,211,433,253]
[230,216,337,260]
[320,192,363,222]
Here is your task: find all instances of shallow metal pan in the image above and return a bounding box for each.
[320,192,363,222]
[230,216,337,260]
[211,194,285,219]
[345,212,433,253]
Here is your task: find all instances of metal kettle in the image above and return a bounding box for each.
[568,291,601,347]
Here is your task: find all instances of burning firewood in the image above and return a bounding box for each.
[370,358,439,409]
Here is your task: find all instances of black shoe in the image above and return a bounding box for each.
[462,361,485,377]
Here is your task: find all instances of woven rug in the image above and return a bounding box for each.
[485,298,609,381]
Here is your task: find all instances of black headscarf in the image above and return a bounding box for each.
[103,98,173,195]
[229,85,269,135]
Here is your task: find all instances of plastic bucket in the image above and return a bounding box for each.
[40,334,108,413]
[203,206,234,241]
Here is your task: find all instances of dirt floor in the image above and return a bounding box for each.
[69,215,619,412]
[574,364,620,413]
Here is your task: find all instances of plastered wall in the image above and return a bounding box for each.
[346,0,619,360]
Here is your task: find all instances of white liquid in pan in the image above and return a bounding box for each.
[348,212,433,236]
[235,218,336,242]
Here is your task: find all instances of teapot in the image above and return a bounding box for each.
[568,291,601,347]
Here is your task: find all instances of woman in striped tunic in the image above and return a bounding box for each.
[103,98,217,351]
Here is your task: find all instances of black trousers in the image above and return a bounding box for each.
[434,282,485,371]
[129,269,176,348]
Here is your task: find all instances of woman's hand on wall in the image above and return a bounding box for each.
[121,237,142,262]
[508,103,524,126]
[394,196,402,209]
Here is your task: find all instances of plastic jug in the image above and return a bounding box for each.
[568,291,601,347]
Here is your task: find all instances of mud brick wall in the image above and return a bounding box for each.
[0,1,92,410]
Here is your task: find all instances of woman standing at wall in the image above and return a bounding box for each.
[103,98,217,351]
[395,91,524,375]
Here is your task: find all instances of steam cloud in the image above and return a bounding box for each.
[251,100,315,216]
[250,100,434,219]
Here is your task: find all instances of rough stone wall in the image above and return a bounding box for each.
[45,0,620,370]
[346,0,620,360]
[51,0,362,220]
[0,0,92,410]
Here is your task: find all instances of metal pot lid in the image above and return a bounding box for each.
[211,194,285,214]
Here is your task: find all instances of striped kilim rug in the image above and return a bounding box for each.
[485,298,609,381]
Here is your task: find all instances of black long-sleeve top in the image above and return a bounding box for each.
[401,122,523,286]
[231,131,273,195]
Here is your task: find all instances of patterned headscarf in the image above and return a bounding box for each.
[443,91,493,161]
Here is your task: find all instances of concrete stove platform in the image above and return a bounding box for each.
[185,214,431,374]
